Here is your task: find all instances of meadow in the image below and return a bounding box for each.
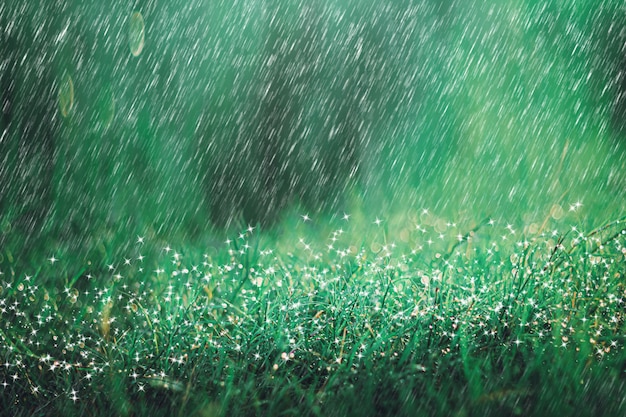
[1,208,625,416]
[2,1,626,415]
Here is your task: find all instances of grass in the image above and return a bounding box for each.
[0,210,625,417]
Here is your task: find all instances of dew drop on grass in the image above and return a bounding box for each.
[17,283,24,291]
[58,72,74,117]
[128,11,145,57]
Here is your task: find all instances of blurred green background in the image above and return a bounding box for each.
[1,0,625,261]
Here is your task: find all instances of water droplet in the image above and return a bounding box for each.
[58,72,74,117]
[129,12,145,57]
[17,283,24,291]
[550,204,564,220]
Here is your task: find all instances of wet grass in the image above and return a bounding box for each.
[0,212,625,416]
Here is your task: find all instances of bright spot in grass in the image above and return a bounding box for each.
[551,204,564,220]
[420,275,430,286]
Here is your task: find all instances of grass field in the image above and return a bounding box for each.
[1,210,625,416]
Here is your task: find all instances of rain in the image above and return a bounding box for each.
[1,1,625,249]
[0,1,625,416]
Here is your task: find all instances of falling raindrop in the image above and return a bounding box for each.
[128,11,145,57]
[57,71,74,117]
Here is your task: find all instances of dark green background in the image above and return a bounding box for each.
[1,0,625,259]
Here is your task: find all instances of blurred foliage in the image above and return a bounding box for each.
[0,0,625,262]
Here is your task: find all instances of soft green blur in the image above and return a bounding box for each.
[1,0,625,260]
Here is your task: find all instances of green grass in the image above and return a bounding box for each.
[1,212,625,417]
